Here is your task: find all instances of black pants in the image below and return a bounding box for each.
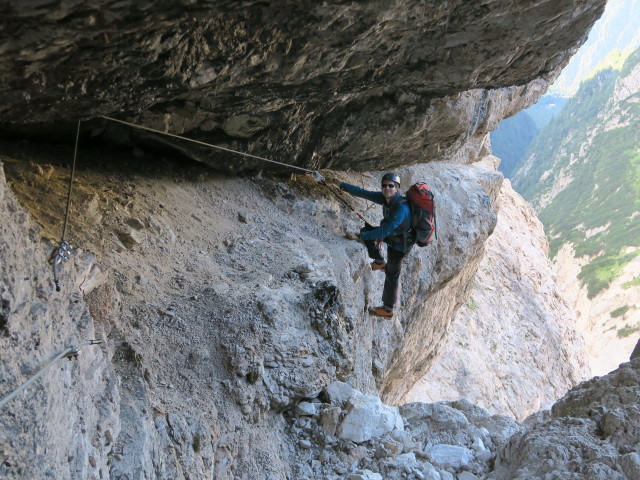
[362,226,409,309]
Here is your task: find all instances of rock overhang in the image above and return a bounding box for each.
[0,0,606,172]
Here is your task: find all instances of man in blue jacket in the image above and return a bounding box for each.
[340,173,413,319]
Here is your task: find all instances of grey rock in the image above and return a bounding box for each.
[385,452,417,469]
[347,470,383,480]
[0,169,121,480]
[418,463,442,480]
[298,439,312,449]
[320,407,342,437]
[470,437,484,452]
[400,402,477,448]
[125,217,146,230]
[296,401,319,416]
[620,452,640,479]
[116,229,144,249]
[428,445,474,470]
[325,381,356,407]
[489,359,640,479]
[630,338,640,360]
[382,438,403,456]
[374,445,388,459]
[390,429,417,451]
[475,448,492,462]
[337,394,404,443]
[237,211,249,223]
[457,472,479,480]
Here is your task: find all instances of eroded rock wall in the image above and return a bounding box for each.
[490,355,640,480]
[1,141,635,479]
[0,144,502,479]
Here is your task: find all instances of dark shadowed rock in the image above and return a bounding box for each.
[0,1,605,172]
[631,338,640,361]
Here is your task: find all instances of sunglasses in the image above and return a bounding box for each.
[381,183,396,188]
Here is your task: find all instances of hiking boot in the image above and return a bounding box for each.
[368,305,394,319]
[370,261,386,271]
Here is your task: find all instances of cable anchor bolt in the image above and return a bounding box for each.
[64,346,80,361]
[311,170,325,183]
[54,241,73,264]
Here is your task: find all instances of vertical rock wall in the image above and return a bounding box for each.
[379,162,503,403]
[404,174,591,420]
[0,163,120,479]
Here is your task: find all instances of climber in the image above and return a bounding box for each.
[338,173,413,319]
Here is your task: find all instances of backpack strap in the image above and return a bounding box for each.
[384,195,412,248]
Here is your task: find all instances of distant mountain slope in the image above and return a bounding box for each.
[548,0,640,97]
[493,0,640,180]
[512,48,640,375]
[491,95,567,179]
[524,95,570,130]
[514,49,640,298]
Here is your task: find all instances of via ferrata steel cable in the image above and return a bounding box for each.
[101,115,317,175]
[52,119,81,292]
[0,339,103,409]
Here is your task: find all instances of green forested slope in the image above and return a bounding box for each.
[513,48,640,298]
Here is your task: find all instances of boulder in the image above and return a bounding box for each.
[337,393,404,443]
[428,444,475,470]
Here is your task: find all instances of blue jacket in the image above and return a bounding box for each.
[340,182,413,252]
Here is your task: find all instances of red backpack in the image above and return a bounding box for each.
[405,183,437,247]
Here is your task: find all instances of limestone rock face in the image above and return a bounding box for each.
[0,147,502,479]
[0,1,605,172]
[403,176,591,420]
[0,137,633,479]
[0,165,120,480]
[380,162,502,403]
[490,357,640,480]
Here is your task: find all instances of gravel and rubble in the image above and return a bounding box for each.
[280,381,521,480]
